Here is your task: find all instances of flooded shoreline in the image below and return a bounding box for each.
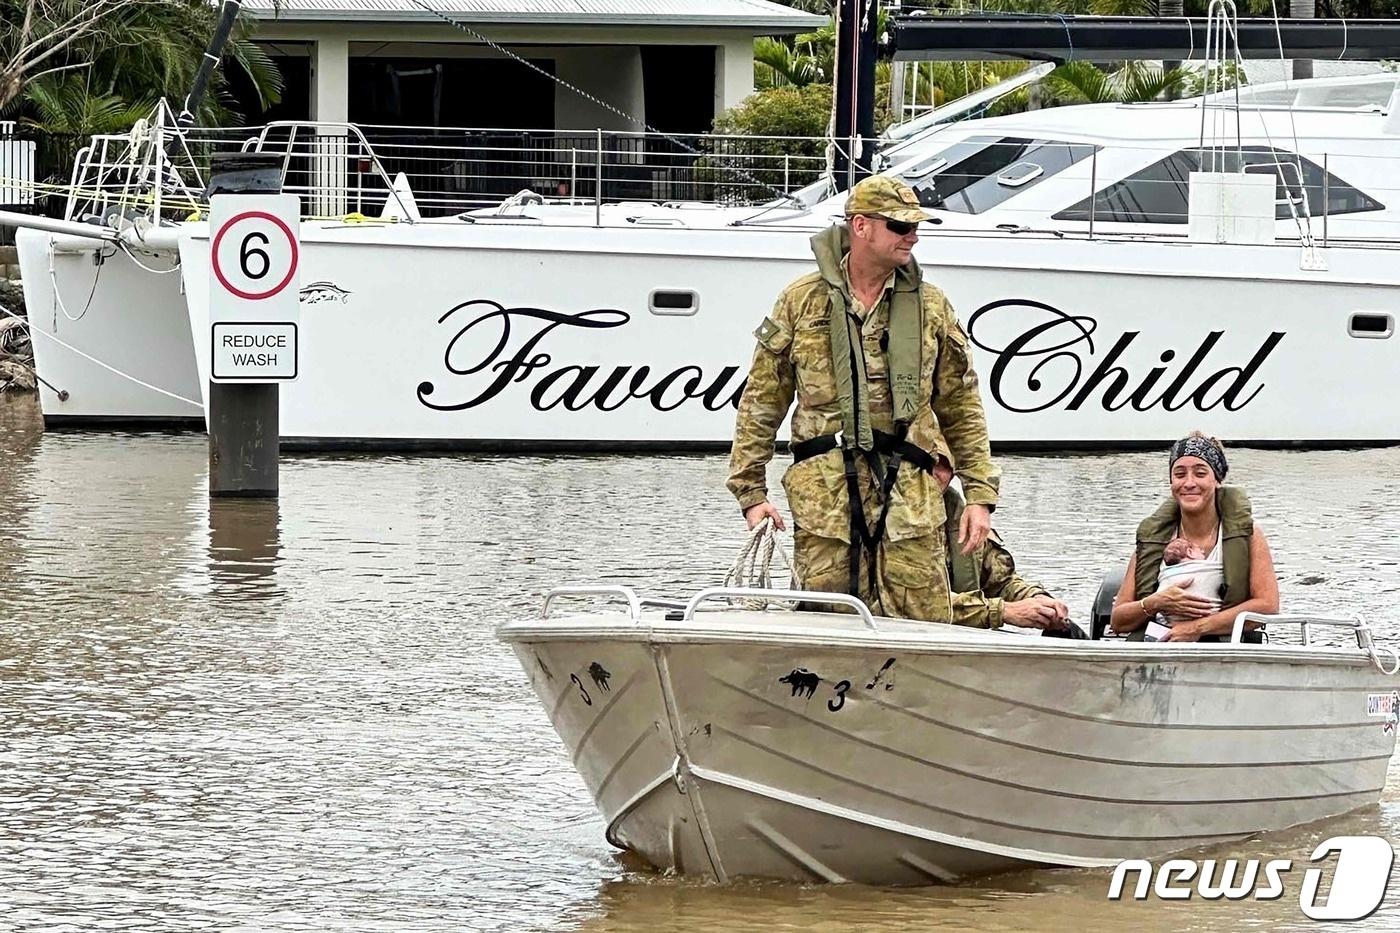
[2,398,1398,931]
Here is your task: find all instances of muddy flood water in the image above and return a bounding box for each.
[3,393,1399,931]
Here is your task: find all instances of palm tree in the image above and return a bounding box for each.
[754,37,821,89]
[19,75,154,135]
[1044,60,1195,104]
[1,0,281,132]
[754,22,836,89]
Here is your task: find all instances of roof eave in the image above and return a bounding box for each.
[244,11,825,31]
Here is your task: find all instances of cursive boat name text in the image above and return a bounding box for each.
[417,300,743,413]
[416,297,1285,417]
[967,299,1284,414]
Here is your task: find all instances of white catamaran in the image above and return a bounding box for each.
[5,21,1400,448]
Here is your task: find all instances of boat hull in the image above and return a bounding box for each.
[502,609,1399,884]
[17,228,201,424]
[21,221,1400,445]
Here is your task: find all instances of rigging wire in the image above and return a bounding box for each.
[46,244,113,323]
[0,303,202,407]
[116,241,182,275]
[1260,0,1317,248]
[402,0,802,207]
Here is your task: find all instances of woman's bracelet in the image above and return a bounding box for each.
[1140,597,1154,619]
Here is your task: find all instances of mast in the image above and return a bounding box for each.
[178,0,245,129]
[832,0,877,191]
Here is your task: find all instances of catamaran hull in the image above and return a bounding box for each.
[20,222,1400,445]
[502,611,1398,884]
[16,228,202,423]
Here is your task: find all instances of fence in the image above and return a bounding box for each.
[226,124,830,217]
[7,122,830,225]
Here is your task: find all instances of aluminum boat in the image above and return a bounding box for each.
[499,585,1400,884]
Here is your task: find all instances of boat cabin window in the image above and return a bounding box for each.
[1053,147,1383,223]
[899,136,1097,214]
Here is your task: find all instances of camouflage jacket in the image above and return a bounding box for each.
[727,224,1000,543]
[944,487,1049,628]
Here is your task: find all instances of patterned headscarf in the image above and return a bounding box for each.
[1169,435,1228,481]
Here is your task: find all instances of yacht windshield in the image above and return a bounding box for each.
[1053,146,1384,223]
[895,136,1098,214]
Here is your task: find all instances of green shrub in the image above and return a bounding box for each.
[704,84,831,203]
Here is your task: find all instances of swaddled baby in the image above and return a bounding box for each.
[1144,537,1225,640]
[1156,536,1224,617]
[1163,537,1205,566]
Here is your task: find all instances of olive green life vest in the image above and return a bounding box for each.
[1134,485,1254,609]
[809,224,924,451]
[943,488,982,593]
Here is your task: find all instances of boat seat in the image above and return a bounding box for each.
[1090,565,1127,640]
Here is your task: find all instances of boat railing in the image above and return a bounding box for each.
[239,122,828,217]
[1234,611,1400,672]
[684,587,879,630]
[21,116,1400,247]
[539,584,878,629]
[19,119,827,225]
[542,585,644,622]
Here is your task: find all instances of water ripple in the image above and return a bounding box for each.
[2,396,1398,931]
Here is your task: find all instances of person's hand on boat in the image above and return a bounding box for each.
[958,503,991,554]
[1003,595,1068,630]
[744,500,786,531]
[1148,582,1217,620]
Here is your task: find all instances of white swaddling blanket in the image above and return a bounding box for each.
[1156,558,1224,621]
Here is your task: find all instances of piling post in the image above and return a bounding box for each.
[205,152,299,498]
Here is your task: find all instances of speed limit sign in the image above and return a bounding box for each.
[209,193,300,382]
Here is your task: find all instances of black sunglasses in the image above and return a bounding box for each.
[868,216,919,236]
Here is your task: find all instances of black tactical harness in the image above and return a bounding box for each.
[791,426,937,599]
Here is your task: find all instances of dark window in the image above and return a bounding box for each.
[1053,146,1384,224]
[225,48,309,124]
[348,57,555,128]
[898,136,1097,215]
[641,47,716,134]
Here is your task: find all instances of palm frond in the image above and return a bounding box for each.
[21,74,153,135]
[1091,0,1157,14]
[1117,62,1194,102]
[224,32,284,113]
[1044,61,1114,104]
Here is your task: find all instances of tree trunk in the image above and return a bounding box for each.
[0,74,22,113]
[1291,0,1315,80]
[1159,0,1185,100]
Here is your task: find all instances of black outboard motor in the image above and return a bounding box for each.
[1090,565,1128,640]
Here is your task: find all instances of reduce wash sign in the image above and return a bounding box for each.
[208,194,301,383]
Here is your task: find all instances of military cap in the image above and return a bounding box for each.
[843,174,938,224]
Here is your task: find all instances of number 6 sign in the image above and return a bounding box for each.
[211,202,299,301]
[209,193,301,382]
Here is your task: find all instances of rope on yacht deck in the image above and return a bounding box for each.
[723,518,799,610]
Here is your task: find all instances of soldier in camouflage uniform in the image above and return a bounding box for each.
[726,175,1001,623]
[934,460,1070,630]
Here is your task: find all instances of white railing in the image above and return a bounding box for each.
[56,120,829,223]
[27,115,1400,251]
[0,120,35,208]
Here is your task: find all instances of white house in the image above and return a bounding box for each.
[240,0,825,134]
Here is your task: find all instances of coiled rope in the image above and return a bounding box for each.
[722,518,799,609]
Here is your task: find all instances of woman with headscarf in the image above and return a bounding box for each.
[1109,432,1280,642]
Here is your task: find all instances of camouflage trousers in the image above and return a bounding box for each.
[788,460,953,623]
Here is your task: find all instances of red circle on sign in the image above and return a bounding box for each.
[211,210,299,301]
